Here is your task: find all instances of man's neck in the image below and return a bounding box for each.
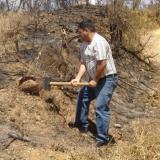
[87,32,96,44]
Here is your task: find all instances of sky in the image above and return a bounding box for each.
[0,0,153,9]
[142,0,151,5]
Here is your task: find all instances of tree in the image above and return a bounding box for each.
[5,0,10,11]
[132,0,141,10]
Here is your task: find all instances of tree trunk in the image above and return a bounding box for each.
[6,0,10,11]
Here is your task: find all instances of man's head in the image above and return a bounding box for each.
[78,19,96,42]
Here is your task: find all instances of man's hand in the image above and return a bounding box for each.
[71,77,80,86]
[89,80,97,88]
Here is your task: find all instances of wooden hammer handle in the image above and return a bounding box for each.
[50,82,89,86]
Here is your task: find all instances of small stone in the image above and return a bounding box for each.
[114,123,122,128]
[35,115,41,121]
[148,90,155,97]
[10,117,16,122]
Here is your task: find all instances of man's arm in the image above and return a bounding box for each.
[89,60,106,87]
[94,60,106,82]
[89,39,109,87]
[71,63,86,86]
[76,63,86,80]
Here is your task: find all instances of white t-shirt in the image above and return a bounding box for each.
[80,33,117,79]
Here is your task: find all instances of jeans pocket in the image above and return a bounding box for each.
[105,79,118,91]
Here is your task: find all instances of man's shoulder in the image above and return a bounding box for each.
[95,33,105,40]
[94,33,108,44]
[94,33,112,54]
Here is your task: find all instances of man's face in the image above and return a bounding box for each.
[78,28,90,42]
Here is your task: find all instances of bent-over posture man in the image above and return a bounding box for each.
[69,19,118,147]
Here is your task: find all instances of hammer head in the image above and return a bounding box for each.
[43,77,52,91]
[19,75,59,94]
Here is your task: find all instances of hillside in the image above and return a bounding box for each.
[0,8,160,160]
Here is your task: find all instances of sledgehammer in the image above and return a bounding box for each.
[19,76,90,94]
[43,77,89,90]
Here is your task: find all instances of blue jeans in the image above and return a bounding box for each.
[75,75,118,142]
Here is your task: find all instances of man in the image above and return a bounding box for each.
[69,19,118,147]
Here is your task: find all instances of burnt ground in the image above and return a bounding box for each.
[0,8,160,160]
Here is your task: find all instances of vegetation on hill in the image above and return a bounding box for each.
[0,1,160,160]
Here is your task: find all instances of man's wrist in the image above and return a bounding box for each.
[76,76,81,80]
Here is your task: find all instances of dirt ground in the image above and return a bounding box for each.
[0,10,160,160]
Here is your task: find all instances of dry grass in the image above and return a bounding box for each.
[0,11,31,37]
[0,11,31,55]
[102,120,160,160]
[0,11,160,160]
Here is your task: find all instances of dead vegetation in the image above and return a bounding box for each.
[0,1,160,160]
[105,120,160,160]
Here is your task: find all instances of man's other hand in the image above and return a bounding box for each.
[71,78,80,86]
[89,80,97,88]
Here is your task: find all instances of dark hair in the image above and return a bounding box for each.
[78,19,96,32]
